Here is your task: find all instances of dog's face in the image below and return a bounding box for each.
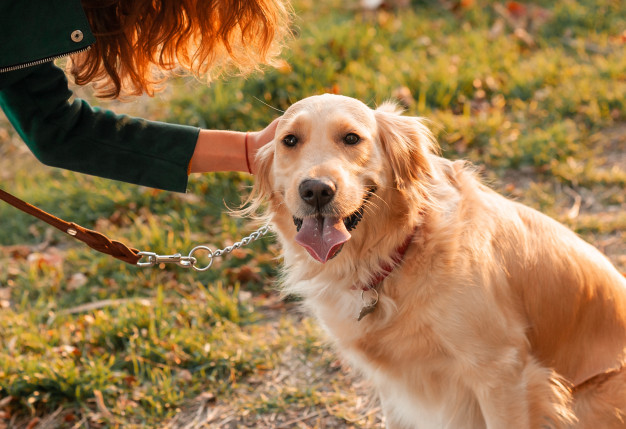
[271,95,386,263]
[254,94,435,263]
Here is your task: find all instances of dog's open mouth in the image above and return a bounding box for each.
[292,187,376,263]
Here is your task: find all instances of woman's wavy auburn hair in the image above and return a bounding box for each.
[71,0,291,98]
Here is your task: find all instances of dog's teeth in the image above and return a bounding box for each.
[293,217,303,232]
[344,215,360,232]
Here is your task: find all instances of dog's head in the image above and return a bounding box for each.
[251,94,437,263]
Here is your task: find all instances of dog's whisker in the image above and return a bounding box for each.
[252,96,285,113]
[370,192,390,209]
[362,199,380,214]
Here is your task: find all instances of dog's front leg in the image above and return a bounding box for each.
[474,380,531,429]
[378,394,427,429]
[472,358,575,429]
[378,390,485,429]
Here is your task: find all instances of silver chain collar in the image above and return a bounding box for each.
[136,225,271,272]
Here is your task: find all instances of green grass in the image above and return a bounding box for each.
[1,0,625,427]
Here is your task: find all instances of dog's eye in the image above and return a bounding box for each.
[282,134,298,147]
[343,133,360,145]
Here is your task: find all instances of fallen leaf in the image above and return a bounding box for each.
[233,266,262,284]
[67,273,88,290]
[176,369,193,383]
[506,1,526,18]
[392,86,415,108]
[445,0,475,12]
[123,375,137,386]
[198,392,216,404]
[1,245,31,259]
[360,0,384,10]
[0,288,10,300]
[489,18,505,39]
[27,248,64,269]
[611,30,626,44]
[25,418,40,429]
[93,390,114,420]
[230,248,248,260]
[53,345,81,358]
[514,27,535,47]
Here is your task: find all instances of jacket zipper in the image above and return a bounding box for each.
[0,45,92,74]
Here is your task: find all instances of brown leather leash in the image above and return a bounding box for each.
[0,188,141,264]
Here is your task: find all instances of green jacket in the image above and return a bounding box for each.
[0,0,199,192]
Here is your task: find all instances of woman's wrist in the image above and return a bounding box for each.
[188,129,248,174]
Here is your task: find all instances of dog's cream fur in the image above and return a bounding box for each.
[247,94,626,428]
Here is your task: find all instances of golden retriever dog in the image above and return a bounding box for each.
[246,94,626,428]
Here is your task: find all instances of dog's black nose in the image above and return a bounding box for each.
[299,179,336,209]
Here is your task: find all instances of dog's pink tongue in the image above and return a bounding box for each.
[295,216,351,263]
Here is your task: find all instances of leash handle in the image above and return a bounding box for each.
[0,188,141,264]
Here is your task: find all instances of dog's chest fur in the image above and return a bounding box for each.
[290,261,489,429]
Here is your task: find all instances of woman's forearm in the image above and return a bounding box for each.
[189,129,248,174]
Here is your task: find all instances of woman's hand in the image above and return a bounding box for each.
[245,117,280,174]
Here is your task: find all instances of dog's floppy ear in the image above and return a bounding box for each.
[374,102,437,190]
[252,142,274,199]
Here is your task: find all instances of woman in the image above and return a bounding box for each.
[0,0,290,192]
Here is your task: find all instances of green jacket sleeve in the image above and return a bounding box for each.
[0,63,199,192]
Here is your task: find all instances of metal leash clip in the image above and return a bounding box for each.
[136,225,271,272]
[136,252,196,268]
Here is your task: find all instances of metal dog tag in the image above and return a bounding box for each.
[357,288,379,321]
[357,303,377,321]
